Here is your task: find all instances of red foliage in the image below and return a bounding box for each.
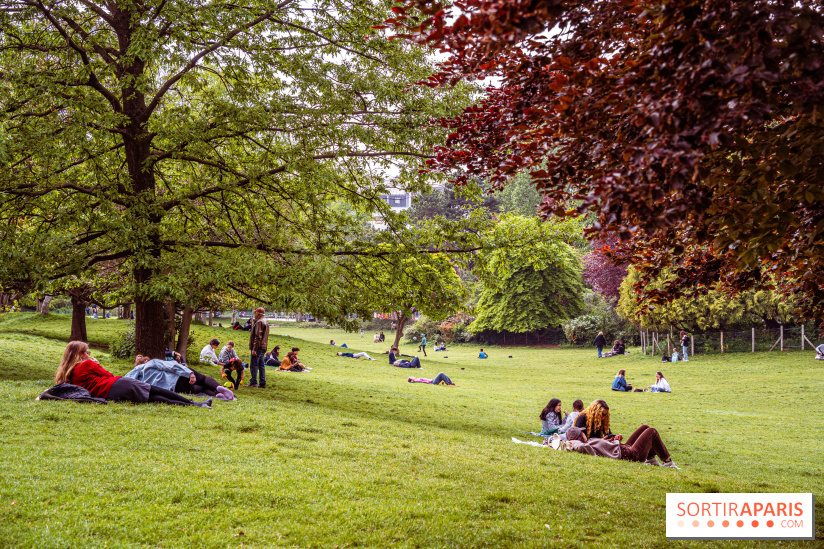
[390,0,824,320]
[582,237,628,304]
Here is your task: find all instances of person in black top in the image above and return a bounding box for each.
[388,346,421,368]
[593,331,607,358]
[679,331,690,361]
[573,399,617,440]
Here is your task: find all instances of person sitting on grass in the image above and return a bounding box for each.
[560,399,585,432]
[233,319,253,331]
[388,346,422,368]
[337,351,376,361]
[280,348,311,372]
[602,340,626,358]
[264,346,281,367]
[574,399,616,440]
[564,425,680,468]
[817,344,824,360]
[647,371,671,393]
[373,332,380,343]
[671,350,680,362]
[129,355,235,401]
[408,373,454,385]
[379,331,385,342]
[611,369,632,391]
[479,348,488,359]
[55,342,211,408]
[434,341,447,352]
[199,338,224,366]
[539,398,567,435]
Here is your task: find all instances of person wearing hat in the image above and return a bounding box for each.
[564,425,680,468]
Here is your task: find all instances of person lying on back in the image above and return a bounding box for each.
[388,346,421,369]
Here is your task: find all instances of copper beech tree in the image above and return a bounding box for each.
[387,0,824,320]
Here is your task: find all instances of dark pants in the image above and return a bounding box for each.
[108,377,194,406]
[174,368,220,395]
[620,424,670,462]
[394,357,422,368]
[221,359,245,390]
[431,372,452,385]
[249,347,266,386]
[418,344,427,356]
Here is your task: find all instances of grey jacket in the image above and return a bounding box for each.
[125,359,192,391]
[219,346,240,363]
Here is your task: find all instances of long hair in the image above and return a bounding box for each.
[582,399,611,437]
[55,341,89,384]
[657,371,666,380]
[540,398,562,423]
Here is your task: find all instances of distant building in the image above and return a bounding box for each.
[380,192,413,210]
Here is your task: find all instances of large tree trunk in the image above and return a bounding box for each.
[231,308,237,325]
[208,310,213,327]
[175,304,194,357]
[69,294,88,342]
[163,299,177,352]
[119,302,132,320]
[392,313,408,348]
[40,295,52,314]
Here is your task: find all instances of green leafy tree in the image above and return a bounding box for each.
[469,215,585,334]
[0,0,472,357]
[617,268,797,331]
[562,292,634,345]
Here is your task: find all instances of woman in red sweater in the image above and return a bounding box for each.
[55,341,207,407]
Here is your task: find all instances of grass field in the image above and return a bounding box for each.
[1,313,822,548]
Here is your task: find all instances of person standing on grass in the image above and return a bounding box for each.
[679,331,690,361]
[360,328,364,338]
[418,333,427,356]
[247,307,270,388]
[593,331,607,358]
[564,426,680,468]
[55,342,210,407]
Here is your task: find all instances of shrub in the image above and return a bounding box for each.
[403,316,441,343]
[110,323,136,358]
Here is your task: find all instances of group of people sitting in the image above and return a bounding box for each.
[373,332,386,343]
[611,369,671,392]
[539,398,680,468]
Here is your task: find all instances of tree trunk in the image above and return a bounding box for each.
[393,313,407,348]
[176,304,194,357]
[231,308,237,325]
[164,299,177,352]
[120,302,132,320]
[135,295,166,359]
[70,295,88,342]
[208,310,213,327]
[40,295,52,314]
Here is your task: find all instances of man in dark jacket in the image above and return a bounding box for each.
[593,332,607,358]
[247,308,270,388]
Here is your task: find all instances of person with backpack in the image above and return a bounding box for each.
[679,331,690,361]
[593,331,607,358]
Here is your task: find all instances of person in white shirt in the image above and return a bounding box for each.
[648,371,671,393]
[199,339,223,366]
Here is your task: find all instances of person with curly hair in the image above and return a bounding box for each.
[574,399,617,440]
[565,425,680,468]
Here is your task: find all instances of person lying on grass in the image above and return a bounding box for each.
[129,356,235,401]
[564,426,680,468]
[55,341,211,408]
[408,373,454,385]
[337,351,376,361]
[388,346,422,369]
[611,369,633,391]
[574,399,617,440]
[280,348,311,372]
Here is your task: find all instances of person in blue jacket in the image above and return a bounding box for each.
[126,356,234,401]
[611,369,632,391]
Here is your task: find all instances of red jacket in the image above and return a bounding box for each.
[69,359,120,399]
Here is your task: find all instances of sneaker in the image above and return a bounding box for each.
[644,457,661,466]
[245,383,258,388]
[258,385,266,389]
[662,460,681,469]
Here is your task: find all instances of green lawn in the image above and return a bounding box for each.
[1,313,822,548]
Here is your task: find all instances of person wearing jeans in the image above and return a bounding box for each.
[593,331,607,358]
[248,307,270,388]
[679,331,690,361]
[407,372,454,385]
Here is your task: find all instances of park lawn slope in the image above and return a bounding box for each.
[1,315,822,547]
